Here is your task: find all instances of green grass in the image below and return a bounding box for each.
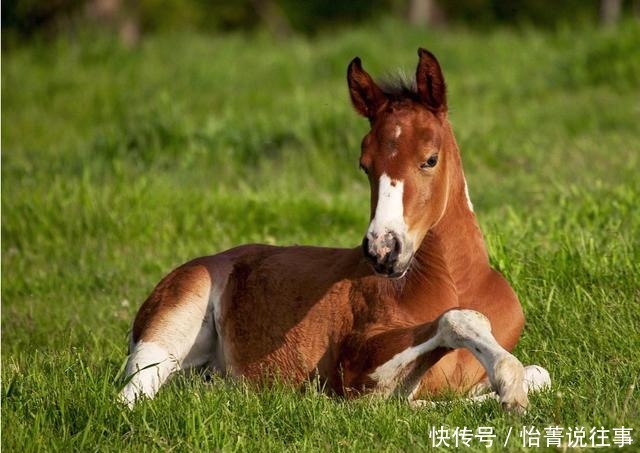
[2,19,640,451]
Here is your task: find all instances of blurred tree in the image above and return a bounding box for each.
[407,0,445,26]
[1,0,80,40]
[439,0,603,28]
[279,0,390,33]
[251,0,292,38]
[600,0,622,25]
[85,0,140,46]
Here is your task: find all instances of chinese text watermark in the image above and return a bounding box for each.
[429,425,633,448]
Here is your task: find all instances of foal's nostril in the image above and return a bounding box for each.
[387,232,402,264]
[364,232,404,274]
[362,236,375,262]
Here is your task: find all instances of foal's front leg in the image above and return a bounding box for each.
[369,309,529,412]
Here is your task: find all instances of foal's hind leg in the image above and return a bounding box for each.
[119,261,229,407]
[369,309,529,412]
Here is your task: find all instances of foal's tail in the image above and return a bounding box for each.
[119,258,230,407]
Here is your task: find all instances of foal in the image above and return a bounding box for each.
[120,49,550,411]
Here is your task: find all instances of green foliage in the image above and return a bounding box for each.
[558,20,640,90]
[136,0,259,32]
[441,0,603,27]
[2,19,639,451]
[2,0,625,43]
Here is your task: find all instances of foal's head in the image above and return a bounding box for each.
[348,49,454,278]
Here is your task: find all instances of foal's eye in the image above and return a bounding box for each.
[359,163,369,175]
[421,154,439,169]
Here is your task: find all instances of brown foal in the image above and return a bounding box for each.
[120,48,550,411]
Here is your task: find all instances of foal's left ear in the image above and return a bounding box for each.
[416,48,447,113]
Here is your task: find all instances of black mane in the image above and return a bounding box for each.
[378,74,422,103]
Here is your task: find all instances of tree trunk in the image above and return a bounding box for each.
[251,0,293,39]
[600,0,622,26]
[85,0,140,47]
[408,0,444,27]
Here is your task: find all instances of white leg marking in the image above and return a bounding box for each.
[176,275,230,372]
[119,341,178,408]
[180,316,216,370]
[468,376,492,397]
[209,275,229,373]
[524,365,551,392]
[437,310,528,412]
[463,176,474,212]
[369,335,442,396]
[368,309,529,412]
[119,271,232,407]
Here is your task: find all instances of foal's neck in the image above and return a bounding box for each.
[428,174,490,296]
[402,130,491,317]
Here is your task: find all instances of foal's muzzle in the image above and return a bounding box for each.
[362,232,405,278]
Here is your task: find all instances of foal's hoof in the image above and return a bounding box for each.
[493,355,529,414]
[501,392,528,414]
[524,365,551,392]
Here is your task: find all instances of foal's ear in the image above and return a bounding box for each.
[416,48,447,113]
[347,57,387,120]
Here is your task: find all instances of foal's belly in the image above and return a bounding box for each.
[220,293,351,385]
[215,244,366,384]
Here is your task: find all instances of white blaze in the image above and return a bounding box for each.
[394,125,402,139]
[368,173,406,237]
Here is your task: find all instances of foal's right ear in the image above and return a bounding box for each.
[347,57,387,120]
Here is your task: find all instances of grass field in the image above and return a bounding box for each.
[2,18,640,451]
